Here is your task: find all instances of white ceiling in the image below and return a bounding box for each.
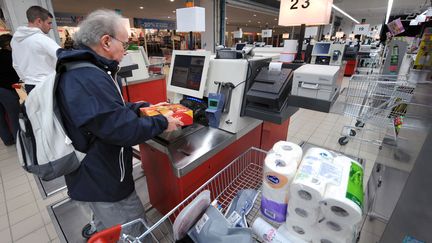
[51,0,429,29]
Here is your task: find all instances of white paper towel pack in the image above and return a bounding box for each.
[271,141,303,167]
[321,156,364,226]
[289,147,335,208]
[287,198,321,225]
[284,219,315,241]
[261,151,300,222]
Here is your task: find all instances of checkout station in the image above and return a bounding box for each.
[45,43,346,242]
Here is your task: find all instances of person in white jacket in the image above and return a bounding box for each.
[11,5,60,93]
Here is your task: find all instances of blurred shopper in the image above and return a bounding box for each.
[11,5,60,94]
[0,34,20,146]
[55,9,183,238]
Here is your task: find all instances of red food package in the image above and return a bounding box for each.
[140,104,193,126]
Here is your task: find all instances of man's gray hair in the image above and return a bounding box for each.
[74,9,124,47]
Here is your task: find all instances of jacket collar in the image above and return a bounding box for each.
[57,45,119,74]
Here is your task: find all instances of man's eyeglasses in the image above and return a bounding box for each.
[109,35,129,50]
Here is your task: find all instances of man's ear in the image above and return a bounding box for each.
[101,35,111,51]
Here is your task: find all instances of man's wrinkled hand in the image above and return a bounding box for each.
[162,111,184,132]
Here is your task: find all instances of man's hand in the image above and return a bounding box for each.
[162,111,184,132]
[150,102,169,107]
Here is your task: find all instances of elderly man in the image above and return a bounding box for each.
[11,5,60,93]
[55,9,183,238]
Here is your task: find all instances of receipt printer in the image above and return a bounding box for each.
[291,64,341,101]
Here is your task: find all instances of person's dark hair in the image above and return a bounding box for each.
[26,6,53,22]
[0,34,12,49]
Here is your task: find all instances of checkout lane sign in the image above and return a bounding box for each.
[278,0,333,26]
[354,24,370,35]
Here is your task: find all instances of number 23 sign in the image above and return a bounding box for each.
[278,0,333,26]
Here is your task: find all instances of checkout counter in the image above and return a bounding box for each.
[139,50,298,214]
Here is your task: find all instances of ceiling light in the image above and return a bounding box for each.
[416,14,427,22]
[248,20,251,22]
[139,6,144,10]
[385,0,394,24]
[410,19,419,26]
[225,17,228,19]
[266,22,268,24]
[168,16,171,18]
[274,18,277,21]
[258,21,261,24]
[170,0,174,2]
[172,10,176,13]
[332,4,360,24]
[253,14,257,17]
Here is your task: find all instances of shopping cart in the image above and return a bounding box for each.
[88,147,268,243]
[338,74,416,146]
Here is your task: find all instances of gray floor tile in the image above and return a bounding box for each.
[14,227,50,243]
[0,227,12,243]
[10,214,44,241]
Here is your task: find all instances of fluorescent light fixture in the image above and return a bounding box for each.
[332,4,360,24]
[416,14,427,22]
[385,0,394,24]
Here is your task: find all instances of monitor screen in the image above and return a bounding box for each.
[313,43,331,55]
[235,43,246,51]
[167,50,211,99]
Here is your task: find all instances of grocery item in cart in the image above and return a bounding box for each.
[320,156,363,227]
[271,141,303,167]
[289,147,334,208]
[187,205,253,243]
[252,217,297,243]
[224,189,259,228]
[173,190,211,241]
[284,218,315,241]
[313,219,357,243]
[261,149,300,223]
[286,198,321,225]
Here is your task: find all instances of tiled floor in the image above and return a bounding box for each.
[0,78,386,243]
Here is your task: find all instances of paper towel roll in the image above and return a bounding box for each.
[261,152,299,223]
[284,219,315,242]
[321,156,363,226]
[252,217,290,243]
[271,141,303,167]
[287,198,321,225]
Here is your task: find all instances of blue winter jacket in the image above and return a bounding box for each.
[56,47,168,202]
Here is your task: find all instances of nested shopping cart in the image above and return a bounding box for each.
[338,74,416,146]
[88,148,268,243]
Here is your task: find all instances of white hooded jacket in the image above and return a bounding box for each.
[11,26,60,85]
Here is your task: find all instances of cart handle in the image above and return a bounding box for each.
[88,224,122,243]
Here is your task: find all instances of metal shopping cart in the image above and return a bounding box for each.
[338,74,416,146]
[88,148,269,243]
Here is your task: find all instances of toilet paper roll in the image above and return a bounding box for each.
[317,219,357,239]
[252,217,290,243]
[290,147,340,208]
[321,156,364,226]
[277,224,309,243]
[261,152,299,223]
[271,141,303,167]
[287,198,321,225]
[311,221,356,243]
[284,219,315,242]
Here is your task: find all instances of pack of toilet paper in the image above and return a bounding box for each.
[283,147,364,243]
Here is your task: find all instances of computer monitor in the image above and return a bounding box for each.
[312,42,331,55]
[167,50,211,99]
[235,43,246,51]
